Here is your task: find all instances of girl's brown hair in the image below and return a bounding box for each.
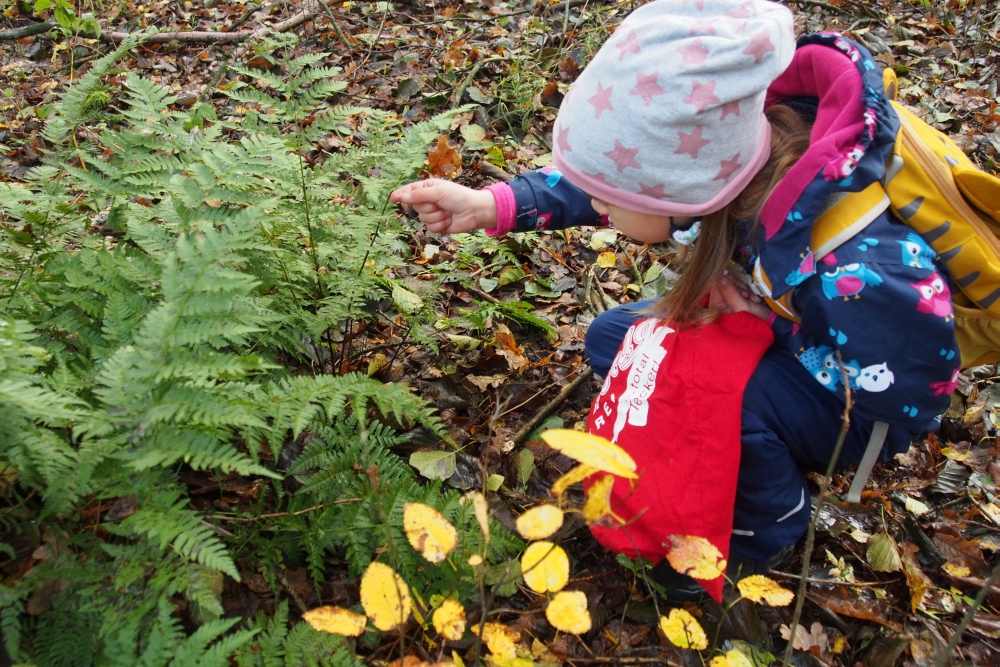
[654,104,813,326]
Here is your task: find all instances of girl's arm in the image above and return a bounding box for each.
[390,168,602,237]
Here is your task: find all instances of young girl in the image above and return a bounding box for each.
[391,0,959,599]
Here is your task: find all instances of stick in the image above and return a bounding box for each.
[478,161,514,182]
[101,4,320,45]
[566,658,682,665]
[511,366,594,445]
[0,22,55,40]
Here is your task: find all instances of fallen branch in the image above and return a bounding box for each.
[101,3,320,44]
[0,22,56,41]
[511,365,594,445]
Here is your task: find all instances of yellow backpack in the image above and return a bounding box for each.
[756,68,1000,369]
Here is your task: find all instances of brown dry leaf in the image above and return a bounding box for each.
[807,583,901,630]
[780,622,828,654]
[666,535,726,580]
[302,606,367,636]
[467,374,506,391]
[428,135,462,178]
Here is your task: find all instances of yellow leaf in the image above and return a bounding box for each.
[582,474,617,524]
[546,591,591,635]
[736,575,794,606]
[301,605,367,636]
[540,429,637,479]
[360,561,412,631]
[474,622,520,660]
[942,561,972,577]
[403,502,458,564]
[462,491,490,544]
[468,554,483,566]
[709,649,754,667]
[521,541,569,593]
[516,504,564,540]
[659,608,708,650]
[550,464,598,497]
[666,535,726,581]
[596,251,617,268]
[941,446,970,461]
[432,598,466,641]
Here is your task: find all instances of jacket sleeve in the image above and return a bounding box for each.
[484,167,605,236]
[769,211,960,435]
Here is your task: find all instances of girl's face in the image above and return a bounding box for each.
[589,198,674,243]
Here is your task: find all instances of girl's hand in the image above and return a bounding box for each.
[389,179,497,235]
[709,275,771,319]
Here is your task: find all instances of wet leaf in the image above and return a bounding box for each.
[780,622,828,653]
[546,591,591,634]
[360,561,412,631]
[302,606,368,636]
[432,598,466,640]
[709,649,755,667]
[367,353,388,376]
[409,450,457,481]
[867,531,902,572]
[581,474,616,524]
[737,575,794,606]
[539,429,637,479]
[903,495,930,515]
[403,502,458,563]
[931,459,969,494]
[487,473,505,491]
[666,535,726,580]
[550,464,598,497]
[513,448,535,486]
[475,622,520,660]
[427,135,462,178]
[596,251,617,268]
[516,504,564,540]
[392,284,424,314]
[942,561,971,577]
[660,608,707,650]
[461,491,490,543]
[521,541,569,593]
[899,541,933,613]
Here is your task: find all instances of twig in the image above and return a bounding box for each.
[478,160,515,182]
[566,658,681,665]
[204,500,359,523]
[784,0,854,14]
[277,568,309,615]
[451,56,507,109]
[934,558,1000,667]
[771,571,898,588]
[467,285,501,305]
[101,3,320,44]
[316,0,351,48]
[511,365,594,445]
[783,352,853,666]
[0,22,55,40]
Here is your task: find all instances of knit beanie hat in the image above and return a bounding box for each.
[553,0,796,217]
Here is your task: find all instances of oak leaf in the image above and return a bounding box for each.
[428,135,462,178]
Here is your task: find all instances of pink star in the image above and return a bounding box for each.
[555,125,572,153]
[714,153,743,182]
[688,19,716,35]
[630,71,665,106]
[585,171,616,187]
[743,30,775,63]
[677,40,710,68]
[638,182,673,199]
[683,0,706,9]
[675,126,711,159]
[616,30,642,60]
[604,140,641,172]
[725,1,753,18]
[683,80,720,113]
[720,100,741,120]
[588,83,615,119]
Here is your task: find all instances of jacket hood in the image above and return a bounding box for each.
[758,34,900,299]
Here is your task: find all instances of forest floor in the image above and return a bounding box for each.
[3,0,1000,665]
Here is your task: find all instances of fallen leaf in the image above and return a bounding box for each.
[666,535,727,581]
[546,591,591,634]
[516,504,564,541]
[867,531,902,573]
[409,450,457,481]
[392,284,424,315]
[467,374,507,391]
[475,622,520,660]
[899,541,933,613]
[462,491,490,544]
[403,502,458,564]
[660,608,708,650]
[368,353,388,376]
[550,464,598,497]
[521,541,569,593]
[360,561,412,631]
[942,561,972,577]
[428,135,462,178]
[737,575,794,606]
[596,251,617,268]
[780,622,828,653]
[302,606,367,636]
[432,598,466,641]
[539,429,637,479]
[709,649,755,667]
[903,495,930,515]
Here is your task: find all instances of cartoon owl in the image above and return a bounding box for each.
[785,251,815,287]
[898,233,936,270]
[856,363,894,392]
[910,274,953,320]
[820,263,883,300]
[929,368,961,397]
[798,345,840,392]
[840,358,862,390]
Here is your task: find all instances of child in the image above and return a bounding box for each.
[391,0,959,599]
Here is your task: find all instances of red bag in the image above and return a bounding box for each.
[584,312,773,601]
